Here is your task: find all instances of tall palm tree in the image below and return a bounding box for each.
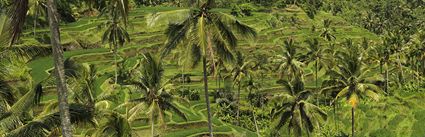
[0,79,95,137]
[252,51,270,83]
[302,38,331,105]
[320,19,335,42]
[230,51,252,125]
[2,1,74,136]
[302,38,331,90]
[322,40,384,137]
[371,40,391,93]
[272,77,327,137]
[147,1,256,136]
[273,38,304,81]
[126,53,188,137]
[101,0,130,85]
[386,33,406,85]
[46,0,73,136]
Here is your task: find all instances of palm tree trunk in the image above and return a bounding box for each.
[218,73,221,89]
[47,0,73,136]
[385,62,389,93]
[151,110,155,137]
[253,110,260,137]
[416,64,420,88]
[333,103,337,131]
[203,56,214,137]
[114,50,118,85]
[237,82,241,125]
[315,61,318,105]
[397,54,404,84]
[352,107,355,137]
[33,10,37,37]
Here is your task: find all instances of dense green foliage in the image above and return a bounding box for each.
[0,0,424,137]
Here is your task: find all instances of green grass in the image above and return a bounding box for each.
[21,5,424,137]
[28,48,109,84]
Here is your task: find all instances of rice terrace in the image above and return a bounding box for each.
[0,0,424,137]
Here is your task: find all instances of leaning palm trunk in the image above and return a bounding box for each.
[47,0,73,136]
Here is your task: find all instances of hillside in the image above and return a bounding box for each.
[1,1,424,137]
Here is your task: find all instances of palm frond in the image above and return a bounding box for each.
[213,36,234,62]
[146,9,191,27]
[161,19,191,58]
[0,13,11,47]
[275,111,291,130]
[7,0,29,46]
[216,12,257,38]
[165,102,187,121]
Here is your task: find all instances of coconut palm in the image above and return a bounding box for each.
[92,111,132,137]
[371,40,391,93]
[147,1,256,135]
[252,51,270,83]
[302,38,331,89]
[0,79,95,137]
[101,0,130,85]
[301,38,331,105]
[230,51,253,125]
[272,77,327,137]
[322,40,384,137]
[320,19,335,42]
[125,53,187,137]
[2,1,74,136]
[272,38,304,81]
[46,0,73,136]
[386,33,407,85]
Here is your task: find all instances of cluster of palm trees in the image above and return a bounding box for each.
[0,0,424,137]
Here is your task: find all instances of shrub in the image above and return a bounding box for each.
[177,88,200,101]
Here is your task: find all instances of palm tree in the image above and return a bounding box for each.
[273,38,304,81]
[126,53,188,137]
[230,51,252,125]
[46,0,73,136]
[101,0,130,85]
[320,19,335,42]
[303,38,331,89]
[93,111,132,137]
[272,77,327,137]
[0,79,95,137]
[386,33,406,85]
[2,1,74,136]
[244,75,262,136]
[147,1,256,136]
[302,38,331,105]
[322,40,384,137]
[252,51,270,83]
[372,40,391,93]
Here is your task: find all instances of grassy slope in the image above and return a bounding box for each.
[24,5,424,137]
